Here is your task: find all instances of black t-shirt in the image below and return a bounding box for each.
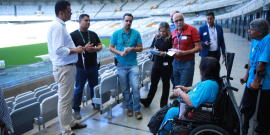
[151,35,174,69]
[70,30,101,68]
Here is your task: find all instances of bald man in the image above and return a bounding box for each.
[170,10,179,33]
[169,10,179,99]
[169,13,202,90]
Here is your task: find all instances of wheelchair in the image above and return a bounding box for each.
[158,53,267,135]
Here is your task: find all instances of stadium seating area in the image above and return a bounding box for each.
[4,50,153,134]
[0,0,244,18]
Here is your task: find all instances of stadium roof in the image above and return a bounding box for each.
[0,0,142,5]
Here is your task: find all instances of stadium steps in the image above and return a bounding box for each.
[146,22,156,27]
[94,3,106,17]
[131,0,148,13]
[157,0,167,7]
[119,1,128,9]
[14,5,17,16]
[111,1,128,17]
[81,4,85,10]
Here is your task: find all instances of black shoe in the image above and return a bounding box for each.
[170,94,177,99]
[140,99,149,107]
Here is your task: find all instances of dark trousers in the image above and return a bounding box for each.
[73,64,99,112]
[170,73,175,89]
[208,51,220,62]
[241,86,270,134]
[144,67,172,108]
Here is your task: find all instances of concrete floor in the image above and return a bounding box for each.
[24,31,254,135]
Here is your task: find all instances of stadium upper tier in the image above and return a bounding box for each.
[0,0,243,18]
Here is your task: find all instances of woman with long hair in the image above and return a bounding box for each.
[140,22,174,108]
[158,57,221,135]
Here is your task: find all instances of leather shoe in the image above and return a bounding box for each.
[71,133,75,135]
[140,99,149,107]
[71,123,87,130]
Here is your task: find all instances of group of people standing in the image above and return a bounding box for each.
[1,1,269,135]
[140,10,226,109]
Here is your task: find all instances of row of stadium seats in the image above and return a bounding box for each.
[4,50,153,134]
[0,0,244,17]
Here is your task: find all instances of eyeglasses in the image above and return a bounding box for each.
[174,19,183,23]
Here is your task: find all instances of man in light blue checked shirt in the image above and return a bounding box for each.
[0,84,13,135]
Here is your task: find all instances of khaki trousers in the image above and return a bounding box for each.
[53,65,76,135]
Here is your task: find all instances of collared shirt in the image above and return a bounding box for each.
[0,85,14,133]
[47,17,78,66]
[110,28,142,66]
[172,24,200,59]
[247,34,270,90]
[170,23,176,33]
[207,23,218,51]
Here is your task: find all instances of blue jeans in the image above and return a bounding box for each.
[159,107,179,135]
[73,64,98,112]
[116,63,141,112]
[172,59,195,87]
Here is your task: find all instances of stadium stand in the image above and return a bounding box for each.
[121,1,144,11]
[0,6,15,16]
[16,5,39,16]
[99,2,125,12]
[83,4,105,13]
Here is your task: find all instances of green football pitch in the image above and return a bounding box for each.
[0,38,111,68]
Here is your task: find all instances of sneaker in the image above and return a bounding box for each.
[127,110,133,117]
[135,112,143,120]
[74,112,81,120]
[170,94,177,99]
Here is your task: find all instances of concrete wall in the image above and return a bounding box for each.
[3,76,55,99]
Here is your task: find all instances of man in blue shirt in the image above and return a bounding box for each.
[109,13,143,119]
[169,10,179,99]
[169,10,179,33]
[240,18,270,135]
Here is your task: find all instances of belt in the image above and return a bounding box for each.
[66,63,75,66]
[175,59,193,63]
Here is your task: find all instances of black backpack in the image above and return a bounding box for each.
[147,106,170,135]
[214,87,240,135]
[147,99,180,135]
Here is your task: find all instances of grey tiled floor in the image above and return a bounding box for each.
[25,31,253,135]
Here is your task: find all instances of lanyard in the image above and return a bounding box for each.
[78,29,90,44]
[176,31,183,50]
[209,26,216,41]
[122,29,132,47]
[78,29,90,71]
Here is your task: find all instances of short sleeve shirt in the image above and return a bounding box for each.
[188,80,219,108]
[172,24,200,59]
[70,30,101,68]
[247,34,270,90]
[110,28,142,66]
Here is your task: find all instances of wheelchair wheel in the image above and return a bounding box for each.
[189,124,229,135]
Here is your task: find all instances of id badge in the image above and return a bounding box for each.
[182,36,187,40]
[163,62,168,66]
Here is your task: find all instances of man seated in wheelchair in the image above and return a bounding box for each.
[159,57,221,134]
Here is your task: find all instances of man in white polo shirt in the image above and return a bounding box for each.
[47,1,86,135]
